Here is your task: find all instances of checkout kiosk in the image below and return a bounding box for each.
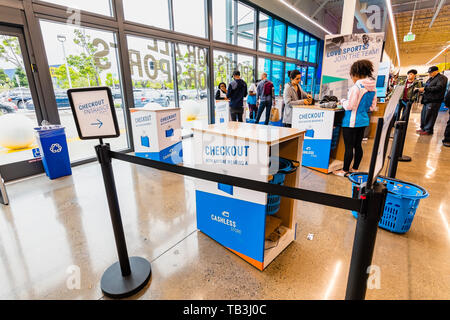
[192,122,304,270]
[291,105,345,173]
[130,106,183,164]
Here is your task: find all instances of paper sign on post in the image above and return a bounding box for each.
[68,87,120,140]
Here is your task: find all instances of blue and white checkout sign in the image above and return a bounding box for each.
[192,123,304,270]
[130,106,182,165]
[292,105,344,173]
[67,87,120,140]
[215,100,229,124]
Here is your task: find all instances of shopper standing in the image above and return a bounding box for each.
[334,59,377,177]
[396,69,422,121]
[215,82,229,100]
[255,72,275,125]
[282,70,312,128]
[442,89,450,147]
[416,66,448,135]
[226,71,248,122]
[247,80,258,120]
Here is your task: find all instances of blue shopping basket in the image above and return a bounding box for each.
[348,173,428,233]
[266,157,299,215]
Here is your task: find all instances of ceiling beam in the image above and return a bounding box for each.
[429,0,446,28]
[311,0,330,18]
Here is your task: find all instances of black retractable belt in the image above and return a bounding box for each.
[109,150,362,212]
[388,121,407,179]
[398,101,413,162]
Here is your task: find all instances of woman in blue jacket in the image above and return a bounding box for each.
[334,60,377,177]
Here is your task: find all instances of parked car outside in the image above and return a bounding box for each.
[0,99,18,114]
[7,88,32,109]
[134,89,169,108]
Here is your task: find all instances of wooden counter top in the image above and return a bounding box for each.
[292,104,344,112]
[192,122,305,145]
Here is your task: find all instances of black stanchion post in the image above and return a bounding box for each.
[345,182,387,300]
[0,171,8,205]
[387,121,406,179]
[95,143,151,298]
[398,101,413,162]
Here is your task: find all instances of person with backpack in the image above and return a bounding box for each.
[333,59,377,177]
[226,70,248,122]
[255,72,275,125]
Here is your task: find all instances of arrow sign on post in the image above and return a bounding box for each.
[91,119,103,128]
[67,87,120,140]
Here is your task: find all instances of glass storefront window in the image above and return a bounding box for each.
[40,0,113,16]
[213,50,254,124]
[258,12,272,53]
[301,66,307,90]
[214,50,254,87]
[172,0,206,38]
[126,35,175,108]
[213,0,255,48]
[308,38,318,64]
[175,43,209,129]
[303,34,310,62]
[257,58,271,80]
[272,20,286,56]
[214,50,234,87]
[306,67,315,93]
[286,26,297,59]
[0,33,39,165]
[213,0,235,44]
[297,31,304,61]
[237,54,255,85]
[40,20,128,162]
[123,0,170,30]
[237,2,255,48]
[272,60,283,96]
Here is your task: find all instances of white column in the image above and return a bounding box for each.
[341,0,357,35]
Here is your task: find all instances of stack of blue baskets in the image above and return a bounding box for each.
[266,157,299,215]
[348,173,429,233]
[330,126,341,150]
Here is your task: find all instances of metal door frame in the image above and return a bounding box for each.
[0,24,45,182]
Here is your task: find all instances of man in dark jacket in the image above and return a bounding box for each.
[443,88,450,147]
[417,66,448,135]
[226,70,248,122]
[396,69,422,121]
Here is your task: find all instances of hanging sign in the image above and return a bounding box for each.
[320,32,384,101]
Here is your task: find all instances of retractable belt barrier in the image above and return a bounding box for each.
[109,150,363,213]
[67,87,391,300]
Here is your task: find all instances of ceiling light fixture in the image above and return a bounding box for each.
[426,44,450,65]
[385,0,401,66]
[278,0,333,35]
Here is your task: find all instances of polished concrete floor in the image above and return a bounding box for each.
[0,106,449,300]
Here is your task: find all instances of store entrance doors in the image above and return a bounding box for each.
[0,25,45,182]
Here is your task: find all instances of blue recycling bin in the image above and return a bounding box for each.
[35,127,72,180]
